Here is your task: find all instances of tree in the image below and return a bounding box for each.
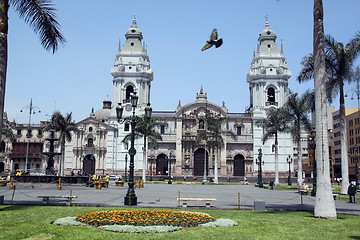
[256,107,288,185]
[122,115,162,182]
[46,111,76,176]
[298,33,360,195]
[199,116,236,184]
[0,0,66,145]
[283,91,313,189]
[2,126,15,142]
[312,0,337,218]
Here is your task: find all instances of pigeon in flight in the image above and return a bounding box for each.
[201,29,223,51]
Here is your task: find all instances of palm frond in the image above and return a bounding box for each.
[122,115,162,144]
[11,0,66,53]
[48,111,76,144]
[297,54,314,83]
[259,108,289,145]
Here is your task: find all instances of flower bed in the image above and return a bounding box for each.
[76,210,214,227]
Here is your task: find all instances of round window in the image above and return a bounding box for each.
[131,42,134,46]
[267,44,271,48]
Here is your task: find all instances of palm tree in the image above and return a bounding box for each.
[46,111,76,176]
[122,115,162,182]
[0,0,66,144]
[199,116,236,184]
[298,33,360,194]
[256,107,288,185]
[283,91,313,189]
[311,0,337,219]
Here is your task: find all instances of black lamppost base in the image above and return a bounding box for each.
[311,188,316,197]
[168,180,172,184]
[124,195,137,205]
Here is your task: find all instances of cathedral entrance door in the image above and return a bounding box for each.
[193,148,208,176]
[234,154,245,176]
[156,154,168,175]
[83,155,95,175]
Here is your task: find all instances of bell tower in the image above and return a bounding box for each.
[247,20,293,175]
[106,17,153,172]
[111,17,153,116]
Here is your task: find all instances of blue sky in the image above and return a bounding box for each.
[5,0,360,124]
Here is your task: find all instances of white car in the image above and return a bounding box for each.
[109,175,122,181]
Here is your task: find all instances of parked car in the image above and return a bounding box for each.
[109,175,122,181]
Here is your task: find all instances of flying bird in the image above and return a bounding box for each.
[201,29,223,51]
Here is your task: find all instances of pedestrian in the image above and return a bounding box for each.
[348,182,357,203]
[105,174,109,188]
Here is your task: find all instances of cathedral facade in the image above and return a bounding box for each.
[1,18,296,180]
[61,18,294,179]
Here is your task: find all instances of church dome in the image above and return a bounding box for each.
[95,98,112,121]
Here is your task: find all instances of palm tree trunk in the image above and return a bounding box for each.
[214,147,218,184]
[313,0,337,219]
[297,141,304,188]
[61,143,65,176]
[339,84,350,194]
[142,135,147,182]
[274,134,279,185]
[0,0,9,144]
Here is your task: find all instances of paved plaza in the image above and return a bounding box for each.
[1,181,360,215]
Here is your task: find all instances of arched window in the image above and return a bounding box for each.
[267,87,275,103]
[125,85,134,101]
[199,120,204,129]
[87,138,94,147]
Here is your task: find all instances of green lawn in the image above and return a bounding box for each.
[0,205,359,240]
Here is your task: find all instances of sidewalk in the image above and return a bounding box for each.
[1,182,359,215]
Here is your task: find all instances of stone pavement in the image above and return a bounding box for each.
[1,181,360,215]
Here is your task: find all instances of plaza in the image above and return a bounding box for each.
[1,182,359,216]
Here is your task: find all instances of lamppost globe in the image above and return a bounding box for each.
[116,103,123,120]
[130,92,138,107]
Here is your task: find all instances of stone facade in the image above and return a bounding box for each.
[148,88,253,179]
[1,19,299,180]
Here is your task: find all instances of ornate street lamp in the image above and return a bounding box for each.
[345,69,360,188]
[168,151,173,184]
[124,153,128,182]
[149,158,153,182]
[286,154,293,186]
[116,92,152,206]
[354,145,359,188]
[20,98,41,174]
[308,131,317,196]
[256,148,263,188]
